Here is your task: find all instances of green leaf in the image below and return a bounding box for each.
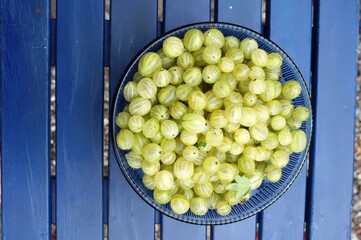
[234,175,242,184]
[236,188,249,199]
[226,183,240,192]
[196,141,207,148]
[226,175,251,200]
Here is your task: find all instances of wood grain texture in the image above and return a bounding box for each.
[161,217,207,240]
[161,1,210,239]
[259,1,312,239]
[211,1,262,239]
[1,0,51,239]
[211,217,257,240]
[164,0,211,31]
[216,0,262,32]
[56,0,104,239]
[108,0,158,239]
[307,0,359,239]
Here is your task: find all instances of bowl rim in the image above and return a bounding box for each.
[111,21,313,225]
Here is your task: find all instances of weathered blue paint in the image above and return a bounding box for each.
[108,0,158,239]
[216,0,262,33]
[164,0,211,32]
[162,217,208,240]
[212,1,262,239]
[2,1,358,239]
[56,0,104,239]
[260,1,312,240]
[161,1,210,239]
[1,0,51,239]
[212,217,257,240]
[307,0,359,239]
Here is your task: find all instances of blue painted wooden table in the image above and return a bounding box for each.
[1,0,359,239]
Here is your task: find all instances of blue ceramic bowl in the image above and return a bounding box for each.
[112,22,312,225]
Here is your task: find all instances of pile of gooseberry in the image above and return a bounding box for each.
[115,28,309,216]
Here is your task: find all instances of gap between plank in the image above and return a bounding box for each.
[263,0,269,37]
[207,225,211,240]
[262,0,267,25]
[158,0,164,22]
[211,0,216,22]
[50,0,56,237]
[104,224,108,240]
[104,67,110,177]
[105,0,110,20]
[155,223,161,240]
[50,66,56,177]
[51,0,56,19]
[51,224,56,240]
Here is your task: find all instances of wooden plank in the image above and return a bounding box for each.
[161,1,210,239]
[164,0,210,32]
[211,1,262,239]
[162,218,207,240]
[108,1,157,239]
[211,217,256,239]
[1,0,51,239]
[259,1,312,239]
[216,0,262,32]
[56,0,104,239]
[307,0,358,239]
